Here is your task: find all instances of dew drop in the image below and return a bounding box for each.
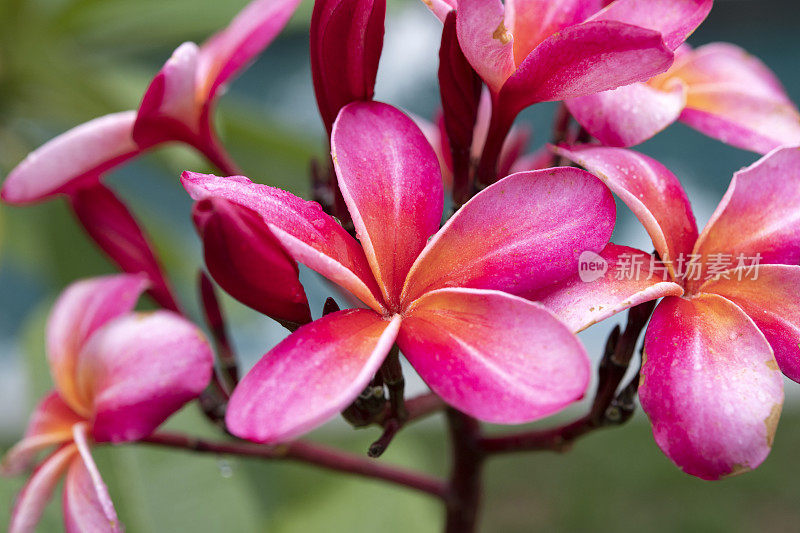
[218,458,234,478]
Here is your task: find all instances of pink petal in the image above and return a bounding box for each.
[1,112,139,205]
[553,144,698,277]
[199,0,302,102]
[700,265,800,383]
[133,42,202,146]
[401,167,616,304]
[673,43,800,153]
[590,0,712,50]
[565,81,687,147]
[2,393,83,477]
[674,42,792,102]
[74,311,214,443]
[495,125,531,178]
[410,112,453,188]
[310,0,385,133]
[679,93,800,155]
[506,0,601,65]
[533,244,684,332]
[182,172,385,312]
[691,147,800,293]
[397,288,590,423]
[192,197,311,326]
[455,0,516,93]
[419,0,458,22]
[69,183,180,312]
[332,102,443,309]
[47,274,150,417]
[469,88,493,162]
[640,294,784,480]
[63,424,121,533]
[8,445,78,533]
[226,310,401,443]
[500,21,673,114]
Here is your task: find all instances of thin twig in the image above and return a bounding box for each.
[369,418,402,458]
[402,392,447,424]
[369,391,447,458]
[140,432,448,499]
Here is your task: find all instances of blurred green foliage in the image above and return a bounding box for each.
[2,1,800,531]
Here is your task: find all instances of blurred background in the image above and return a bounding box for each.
[1,0,799,531]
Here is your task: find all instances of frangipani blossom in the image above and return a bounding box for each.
[567,43,800,152]
[421,0,711,181]
[0,0,300,205]
[0,0,302,312]
[1,275,214,532]
[554,144,800,480]
[183,101,622,443]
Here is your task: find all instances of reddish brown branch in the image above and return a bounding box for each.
[479,301,656,455]
[403,392,446,424]
[141,432,447,499]
[444,409,484,533]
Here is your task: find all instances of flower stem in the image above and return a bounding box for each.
[474,106,514,190]
[198,272,238,395]
[551,102,572,146]
[198,136,242,176]
[141,432,448,499]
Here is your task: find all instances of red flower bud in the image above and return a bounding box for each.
[192,197,311,326]
[311,0,385,134]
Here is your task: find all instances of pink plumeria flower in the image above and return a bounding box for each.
[0,0,300,205]
[552,144,800,479]
[422,0,711,178]
[567,43,800,152]
[183,101,624,443]
[1,274,214,532]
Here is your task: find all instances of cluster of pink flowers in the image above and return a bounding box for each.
[1,276,212,531]
[2,0,800,529]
